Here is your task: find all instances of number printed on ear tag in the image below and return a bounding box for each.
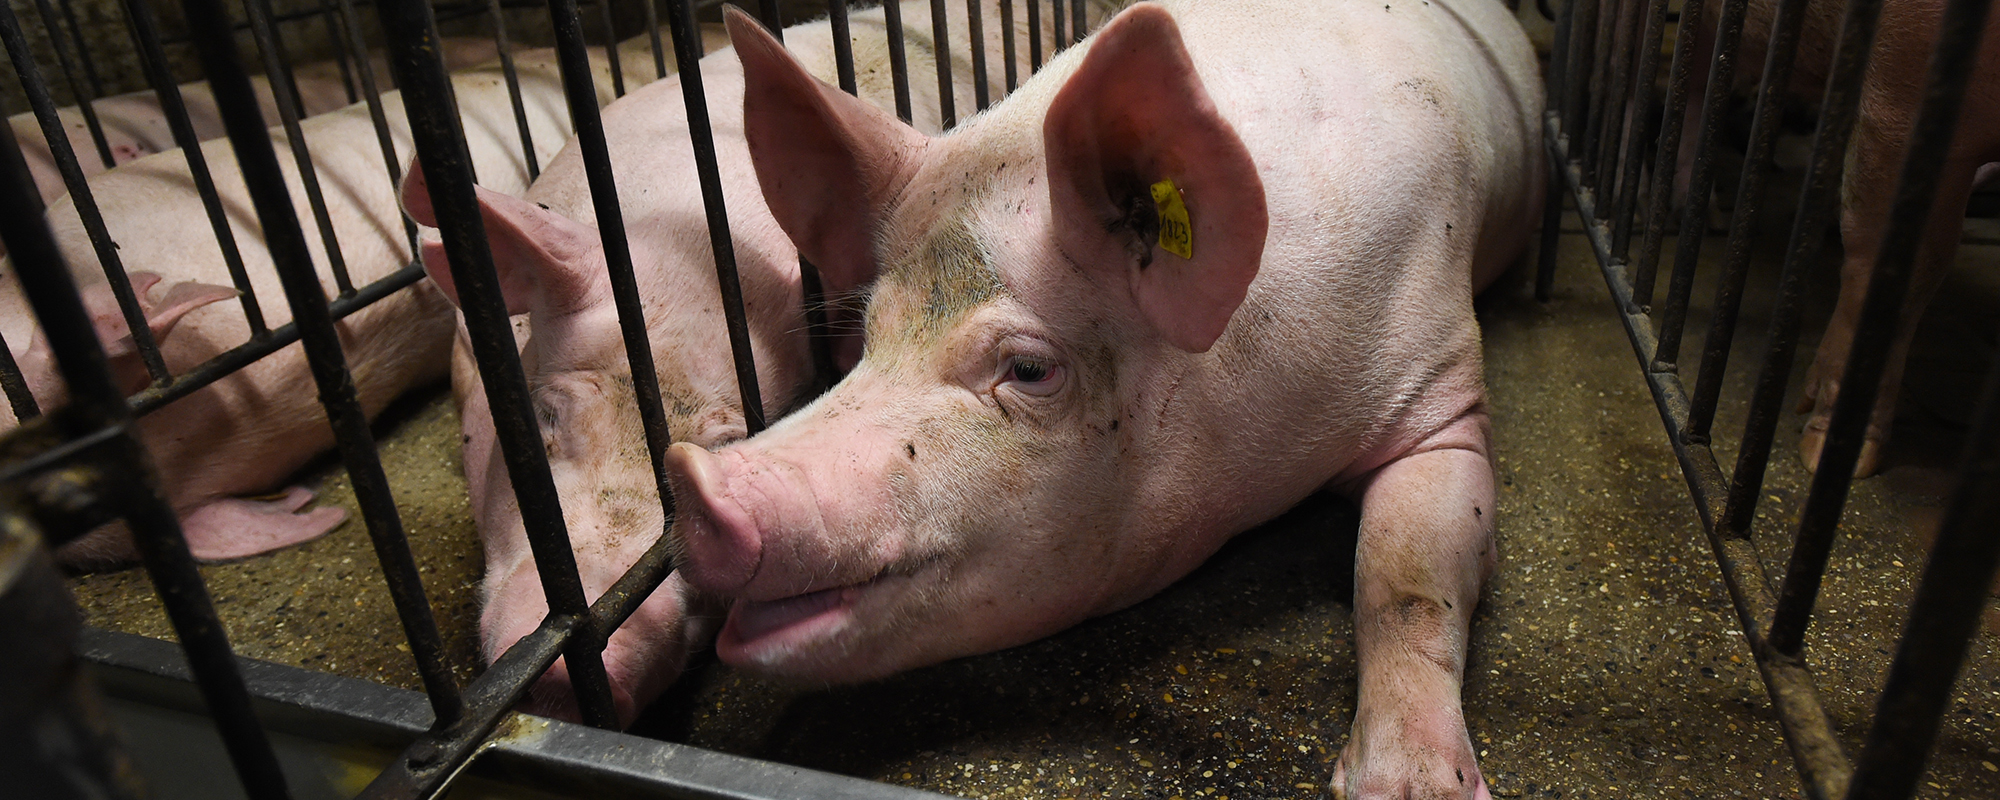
[1151,179,1193,260]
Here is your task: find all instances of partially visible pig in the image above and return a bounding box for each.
[7,37,502,207]
[402,0,1119,725]
[1,45,640,568]
[667,2,1539,799]
[1680,0,2000,476]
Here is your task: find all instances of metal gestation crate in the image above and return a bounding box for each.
[1538,0,2000,798]
[0,0,1092,797]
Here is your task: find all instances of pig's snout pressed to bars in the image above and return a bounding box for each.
[666,442,763,594]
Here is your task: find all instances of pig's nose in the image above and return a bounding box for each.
[666,443,763,594]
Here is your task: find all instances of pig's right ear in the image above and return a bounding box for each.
[1043,5,1269,354]
[730,6,928,294]
[400,160,606,316]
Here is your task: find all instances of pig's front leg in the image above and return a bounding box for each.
[1333,413,1497,800]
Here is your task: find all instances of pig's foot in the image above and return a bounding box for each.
[182,486,347,561]
[1332,663,1489,800]
[1795,374,1891,478]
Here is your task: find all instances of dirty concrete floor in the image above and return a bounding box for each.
[56,9,2000,800]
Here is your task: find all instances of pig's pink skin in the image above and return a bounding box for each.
[6,38,502,208]
[0,47,614,569]
[684,2,1538,798]
[413,4,1118,725]
[1678,0,2000,476]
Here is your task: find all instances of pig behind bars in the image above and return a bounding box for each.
[0,45,646,568]
[664,0,1541,798]
[1681,0,2000,476]
[403,0,1124,726]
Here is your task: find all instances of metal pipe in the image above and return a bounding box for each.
[966,0,989,111]
[1028,0,1042,72]
[1654,0,1751,374]
[1000,0,1017,91]
[242,0,358,296]
[931,0,956,129]
[481,0,542,182]
[884,0,914,122]
[830,0,859,95]
[1631,0,1713,308]
[28,0,114,169]
[333,0,421,256]
[598,0,627,97]
[1052,0,1065,50]
[1609,0,1673,259]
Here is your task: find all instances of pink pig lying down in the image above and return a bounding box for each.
[664,1,1541,798]
[7,37,503,208]
[0,43,671,569]
[401,0,1122,725]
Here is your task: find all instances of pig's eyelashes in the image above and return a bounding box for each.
[1002,356,1063,397]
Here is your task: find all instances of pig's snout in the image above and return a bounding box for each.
[666,442,763,594]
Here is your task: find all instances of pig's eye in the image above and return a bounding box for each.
[1003,356,1062,396]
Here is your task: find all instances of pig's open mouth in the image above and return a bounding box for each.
[720,576,890,658]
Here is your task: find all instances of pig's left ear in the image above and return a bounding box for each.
[1044,4,1268,354]
[730,6,929,295]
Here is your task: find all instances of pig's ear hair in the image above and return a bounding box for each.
[730,5,928,294]
[401,158,605,316]
[1043,4,1268,354]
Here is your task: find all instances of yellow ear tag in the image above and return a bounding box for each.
[1151,178,1193,260]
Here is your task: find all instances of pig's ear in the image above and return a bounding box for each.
[731,6,928,294]
[401,160,605,316]
[1043,4,1268,354]
[75,273,237,393]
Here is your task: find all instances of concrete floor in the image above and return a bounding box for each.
[56,6,2000,800]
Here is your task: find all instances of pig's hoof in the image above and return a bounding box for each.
[182,486,348,561]
[1332,728,1490,800]
[1798,415,1887,478]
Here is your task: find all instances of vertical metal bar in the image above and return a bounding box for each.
[1653,0,1751,373]
[0,31,292,800]
[758,0,783,37]
[598,0,626,97]
[54,0,107,103]
[930,0,955,129]
[1070,0,1083,45]
[376,0,622,729]
[1688,0,1810,441]
[1534,0,1576,302]
[1610,0,1673,258]
[242,0,358,296]
[1631,0,1712,307]
[117,0,270,336]
[1558,0,1599,143]
[1028,0,1042,73]
[0,3,170,385]
[1591,0,1645,212]
[332,0,421,254]
[644,0,667,80]
[28,0,114,169]
[668,0,767,434]
[1843,329,2000,800]
[482,0,542,182]
[829,0,858,95]
[1769,0,1990,656]
[0,331,39,421]
[1051,0,1065,51]
[1578,0,1618,188]
[1000,0,1017,92]
[966,0,988,111]
[1718,0,1882,542]
[883,0,913,123]
[319,3,360,105]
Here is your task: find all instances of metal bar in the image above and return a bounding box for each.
[1027,0,1041,72]
[333,0,421,255]
[54,0,107,105]
[320,3,360,105]
[1769,0,1992,657]
[1589,0,1644,211]
[0,0,171,385]
[482,0,542,183]
[378,0,623,733]
[1688,0,1811,442]
[644,0,667,80]
[830,0,858,95]
[884,0,914,122]
[1052,0,1065,50]
[1631,0,1711,308]
[1843,329,2000,800]
[545,0,688,718]
[931,0,956,129]
[1558,0,1597,143]
[667,0,766,433]
[1547,124,1855,800]
[0,27,293,800]
[1654,0,1751,373]
[1610,0,1673,259]
[599,0,627,97]
[0,330,38,421]
[1716,0,1881,541]
[758,0,783,36]
[28,0,114,169]
[1578,0,1617,187]
[1000,0,1016,91]
[966,0,988,111]
[0,110,44,421]
[1071,0,1083,45]
[118,0,269,336]
[244,0,360,297]
[1533,0,1575,302]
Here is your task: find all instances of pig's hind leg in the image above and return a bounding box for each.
[181,486,347,561]
[1332,412,1498,800]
